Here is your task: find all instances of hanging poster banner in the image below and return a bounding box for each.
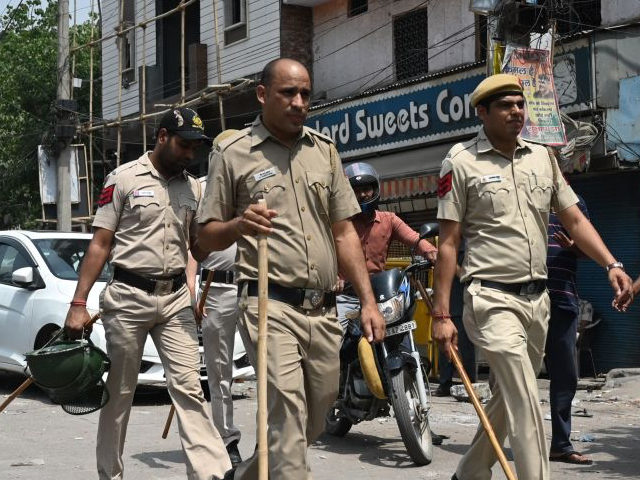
[502,46,567,145]
[38,145,81,204]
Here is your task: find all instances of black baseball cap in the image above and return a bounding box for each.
[157,107,212,145]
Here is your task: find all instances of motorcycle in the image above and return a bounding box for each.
[326,222,439,466]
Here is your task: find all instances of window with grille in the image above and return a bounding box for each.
[349,0,368,17]
[119,0,136,87]
[224,0,247,45]
[393,8,429,81]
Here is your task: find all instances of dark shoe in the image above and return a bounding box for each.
[226,440,242,467]
[451,474,459,480]
[223,467,235,480]
[549,450,593,465]
[435,383,452,397]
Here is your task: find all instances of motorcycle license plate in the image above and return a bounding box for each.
[386,320,417,337]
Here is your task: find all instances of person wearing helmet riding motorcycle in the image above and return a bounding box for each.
[337,162,438,327]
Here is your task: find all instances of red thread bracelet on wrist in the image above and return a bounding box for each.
[432,313,451,320]
[70,299,87,307]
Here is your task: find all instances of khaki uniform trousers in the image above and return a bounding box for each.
[200,283,241,445]
[456,279,550,480]
[236,287,343,480]
[97,280,231,480]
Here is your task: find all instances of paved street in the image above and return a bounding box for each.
[1,371,640,480]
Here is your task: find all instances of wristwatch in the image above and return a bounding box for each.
[606,261,625,272]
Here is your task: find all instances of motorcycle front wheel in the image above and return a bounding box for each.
[390,367,433,465]
[325,406,353,437]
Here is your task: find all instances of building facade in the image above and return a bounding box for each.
[99,0,640,371]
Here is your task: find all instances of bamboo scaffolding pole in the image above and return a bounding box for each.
[116,0,124,166]
[180,0,186,104]
[71,0,198,53]
[212,0,226,130]
[141,0,148,151]
[81,81,251,133]
[88,0,95,207]
[70,0,77,99]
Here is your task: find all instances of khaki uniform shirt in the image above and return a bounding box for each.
[196,116,360,291]
[437,129,578,283]
[198,178,237,274]
[93,153,201,276]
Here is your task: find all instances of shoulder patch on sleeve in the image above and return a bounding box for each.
[438,157,454,198]
[98,185,115,207]
[438,172,453,198]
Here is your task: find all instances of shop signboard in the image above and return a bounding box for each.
[308,68,485,159]
[308,39,591,157]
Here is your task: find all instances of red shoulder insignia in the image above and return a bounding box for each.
[98,185,115,207]
[438,172,452,198]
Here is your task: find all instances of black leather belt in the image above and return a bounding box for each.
[113,267,186,295]
[240,280,336,310]
[201,268,235,284]
[479,279,546,296]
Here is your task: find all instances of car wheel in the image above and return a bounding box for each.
[34,325,61,350]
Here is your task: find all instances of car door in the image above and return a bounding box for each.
[0,241,36,369]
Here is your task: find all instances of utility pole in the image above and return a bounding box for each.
[55,0,76,231]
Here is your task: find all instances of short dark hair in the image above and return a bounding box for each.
[259,58,308,87]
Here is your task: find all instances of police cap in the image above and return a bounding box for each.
[470,74,524,108]
[158,107,212,145]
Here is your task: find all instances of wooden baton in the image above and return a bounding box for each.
[414,279,517,480]
[0,377,34,414]
[257,198,269,480]
[449,347,517,480]
[162,404,175,439]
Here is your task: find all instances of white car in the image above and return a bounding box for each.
[0,230,253,386]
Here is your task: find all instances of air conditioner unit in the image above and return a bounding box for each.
[469,0,502,15]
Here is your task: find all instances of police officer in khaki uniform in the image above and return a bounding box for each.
[65,107,231,480]
[196,58,385,479]
[432,74,632,480]
[195,130,245,467]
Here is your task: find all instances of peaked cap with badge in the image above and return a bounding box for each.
[157,107,212,145]
[470,73,524,108]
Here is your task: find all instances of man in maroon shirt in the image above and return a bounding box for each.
[337,162,437,327]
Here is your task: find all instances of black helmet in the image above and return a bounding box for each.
[344,162,380,213]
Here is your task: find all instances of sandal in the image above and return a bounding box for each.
[549,451,593,465]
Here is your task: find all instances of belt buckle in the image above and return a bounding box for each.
[302,289,324,310]
[520,282,536,295]
[154,279,173,295]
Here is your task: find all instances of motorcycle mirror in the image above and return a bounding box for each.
[419,222,439,240]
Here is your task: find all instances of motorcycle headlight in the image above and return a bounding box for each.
[378,293,404,325]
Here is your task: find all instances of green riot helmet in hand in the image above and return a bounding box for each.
[26,337,111,414]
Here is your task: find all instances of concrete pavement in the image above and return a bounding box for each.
[2,371,640,479]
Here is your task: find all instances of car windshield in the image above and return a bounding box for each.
[32,238,111,282]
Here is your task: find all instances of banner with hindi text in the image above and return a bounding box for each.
[502,46,566,145]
